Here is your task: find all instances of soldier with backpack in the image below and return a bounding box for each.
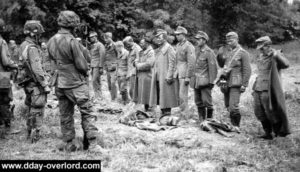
[17,20,51,143]
[47,11,104,153]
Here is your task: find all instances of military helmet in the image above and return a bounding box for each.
[24,20,45,35]
[57,10,80,28]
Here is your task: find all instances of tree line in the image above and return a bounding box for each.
[1,0,299,48]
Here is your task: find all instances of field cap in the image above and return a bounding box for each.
[195,31,209,41]
[255,36,272,49]
[174,26,188,35]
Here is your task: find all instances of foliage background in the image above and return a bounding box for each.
[1,0,300,47]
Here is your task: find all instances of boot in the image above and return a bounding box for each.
[159,108,171,125]
[122,91,129,105]
[57,140,77,152]
[258,121,273,140]
[31,128,41,143]
[207,108,213,119]
[26,129,32,140]
[230,112,241,127]
[83,134,89,150]
[88,139,105,153]
[197,107,206,121]
[144,104,149,112]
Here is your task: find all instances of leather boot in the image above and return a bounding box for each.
[207,108,213,119]
[144,104,149,112]
[230,112,241,127]
[197,107,206,121]
[258,121,273,140]
[159,108,171,125]
[31,128,41,143]
[121,91,129,105]
[83,134,89,150]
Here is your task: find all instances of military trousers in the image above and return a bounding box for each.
[117,76,128,93]
[0,88,13,127]
[129,75,136,99]
[91,67,102,99]
[253,91,277,124]
[194,86,213,109]
[179,79,189,114]
[55,84,98,143]
[24,82,47,131]
[106,71,117,101]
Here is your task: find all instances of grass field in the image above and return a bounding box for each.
[1,41,300,172]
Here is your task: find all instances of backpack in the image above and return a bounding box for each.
[16,44,37,86]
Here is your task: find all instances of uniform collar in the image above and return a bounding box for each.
[178,39,187,46]
[199,44,209,52]
[118,48,127,58]
[143,45,153,54]
[231,44,241,52]
[158,42,170,54]
[58,28,72,35]
[25,37,36,44]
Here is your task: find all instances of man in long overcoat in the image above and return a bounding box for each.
[150,29,179,124]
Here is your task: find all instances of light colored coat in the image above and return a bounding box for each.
[149,42,179,109]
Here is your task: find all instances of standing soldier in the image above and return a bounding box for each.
[18,20,50,142]
[89,31,105,102]
[123,36,142,99]
[115,41,130,104]
[216,32,251,128]
[191,31,217,120]
[41,42,52,74]
[47,11,103,152]
[103,32,118,101]
[253,36,290,139]
[150,29,179,125]
[174,26,196,119]
[133,37,155,111]
[0,19,18,137]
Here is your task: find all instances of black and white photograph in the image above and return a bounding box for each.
[0,0,300,171]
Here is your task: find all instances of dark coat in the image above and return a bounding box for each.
[268,50,290,136]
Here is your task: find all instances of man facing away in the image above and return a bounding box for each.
[47,11,103,152]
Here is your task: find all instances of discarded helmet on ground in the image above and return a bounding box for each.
[57,10,80,28]
[24,20,45,35]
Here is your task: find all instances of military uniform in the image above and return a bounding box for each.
[133,45,155,108]
[217,32,251,126]
[19,35,48,142]
[47,27,98,147]
[191,43,217,119]
[127,42,142,99]
[104,42,118,101]
[41,48,51,73]
[253,36,290,139]
[175,38,196,116]
[0,36,17,136]
[116,45,129,104]
[90,40,105,99]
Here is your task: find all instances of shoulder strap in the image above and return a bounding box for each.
[225,47,242,68]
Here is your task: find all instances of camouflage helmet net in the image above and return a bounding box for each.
[57,10,80,28]
[24,20,45,35]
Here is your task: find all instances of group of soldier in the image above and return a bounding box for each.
[0,10,291,153]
